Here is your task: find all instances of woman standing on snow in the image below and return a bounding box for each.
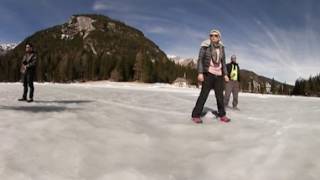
[191,29,231,123]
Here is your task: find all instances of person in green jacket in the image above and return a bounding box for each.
[224,55,240,110]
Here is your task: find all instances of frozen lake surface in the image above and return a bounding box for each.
[0,82,320,180]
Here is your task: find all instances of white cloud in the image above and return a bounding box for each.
[92,1,132,12]
[93,1,111,11]
[146,26,169,34]
[226,20,320,84]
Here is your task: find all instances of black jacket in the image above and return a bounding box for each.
[226,62,240,81]
[197,42,227,76]
[22,52,37,72]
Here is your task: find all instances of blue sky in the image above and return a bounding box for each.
[1,0,319,84]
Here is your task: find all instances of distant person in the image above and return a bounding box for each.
[18,43,37,102]
[191,29,231,123]
[224,55,240,110]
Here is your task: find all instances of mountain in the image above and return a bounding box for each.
[0,14,196,83]
[0,43,17,55]
[239,69,293,94]
[168,55,197,68]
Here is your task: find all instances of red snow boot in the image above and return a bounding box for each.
[220,116,231,123]
[192,117,203,124]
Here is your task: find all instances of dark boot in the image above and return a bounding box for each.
[18,98,27,101]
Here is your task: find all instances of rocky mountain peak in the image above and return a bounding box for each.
[61,15,96,40]
[0,43,17,55]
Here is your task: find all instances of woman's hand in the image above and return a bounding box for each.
[197,73,204,82]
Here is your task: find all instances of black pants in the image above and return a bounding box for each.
[22,70,35,99]
[192,73,226,118]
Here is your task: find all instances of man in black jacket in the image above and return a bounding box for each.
[18,43,37,103]
[224,55,240,110]
[191,29,231,123]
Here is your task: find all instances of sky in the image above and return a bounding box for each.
[0,0,319,84]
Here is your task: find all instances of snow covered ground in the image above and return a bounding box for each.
[0,82,320,180]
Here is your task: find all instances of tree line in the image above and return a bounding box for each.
[0,49,198,85]
[292,74,320,97]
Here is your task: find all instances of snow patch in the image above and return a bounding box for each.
[0,82,319,179]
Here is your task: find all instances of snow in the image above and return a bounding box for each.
[0,43,17,50]
[0,43,17,55]
[168,55,197,66]
[0,82,320,180]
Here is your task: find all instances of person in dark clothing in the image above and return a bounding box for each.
[191,29,231,123]
[18,43,37,103]
[224,55,241,110]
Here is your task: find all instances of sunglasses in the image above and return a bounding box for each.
[210,34,219,38]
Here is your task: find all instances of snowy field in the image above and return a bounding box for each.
[0,82,320,180]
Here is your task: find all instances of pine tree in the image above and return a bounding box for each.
[283,81,290,95]
[110,67,122,81]
[271,78,276,94]
[133,51,144,81]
